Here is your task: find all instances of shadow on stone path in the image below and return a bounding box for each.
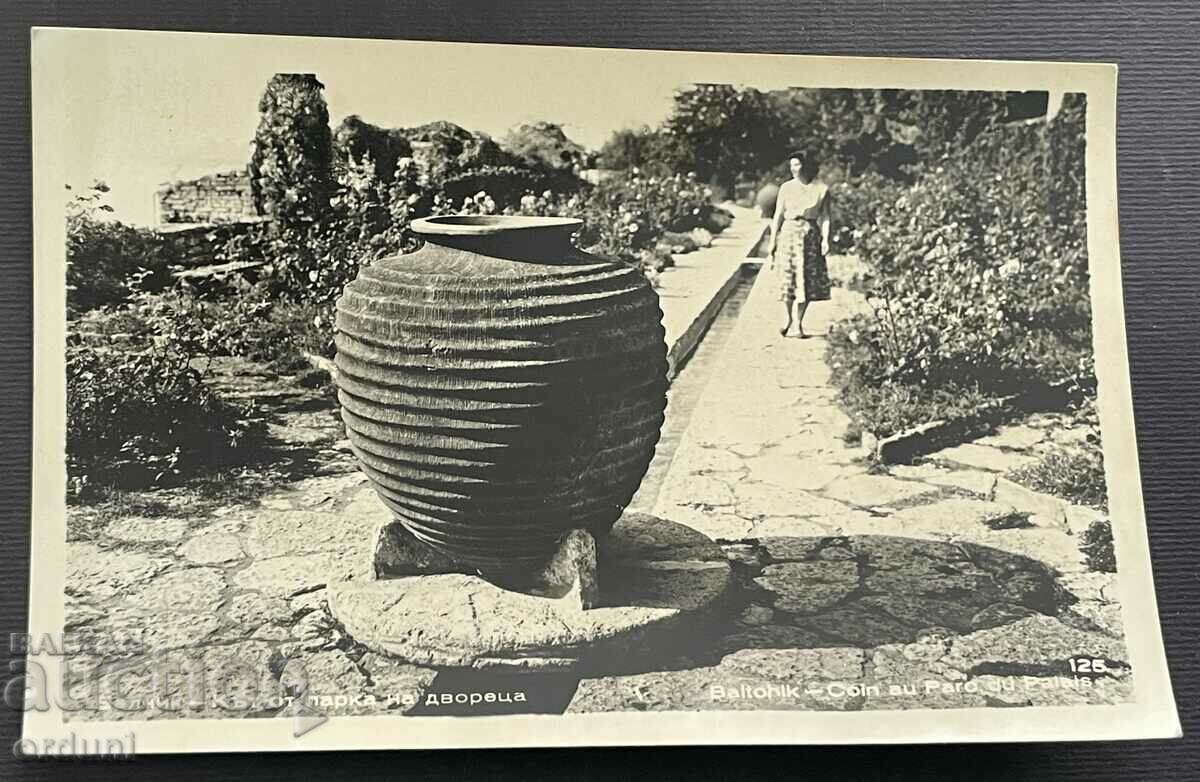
[202,355,358,482]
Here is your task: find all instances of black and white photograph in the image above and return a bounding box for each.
[23,28,1179,751]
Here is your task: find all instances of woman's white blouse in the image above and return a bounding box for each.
[777,180,830,221]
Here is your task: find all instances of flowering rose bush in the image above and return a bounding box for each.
[432,188,499,217]
[439,164,582,208]
[827,95,1092,437]
[504,170,715,261]
[827,172,906,254]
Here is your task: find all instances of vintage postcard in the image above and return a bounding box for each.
[22,27,1179,754]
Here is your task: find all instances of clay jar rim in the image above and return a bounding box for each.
[410,215,588,263]
[410,215,584,236]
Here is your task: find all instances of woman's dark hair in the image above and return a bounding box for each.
[786,150,819,182]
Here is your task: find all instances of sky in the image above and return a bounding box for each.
[44,31,808,226]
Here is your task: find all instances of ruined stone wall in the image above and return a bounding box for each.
[157,169,259,225]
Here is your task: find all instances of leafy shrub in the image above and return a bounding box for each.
[663,84,790,191]
[769,88,1009,182]
[822,344,995,438]
[66,183,174,315]
[578,170,715,256]
[73,290,212,353]
[67,297,262,494]
[1078,519,1116,573]
[439,164,584,209]
[421,168,716,282]
[501,170,715,265]
[741,91,1012,257]
[187,287,333,366]
[76,280,331,371]
[228,143,577,308]
[402,120,526,186]
[827,95,1091,436]
[226,80,724,306]
[67,340,258,493]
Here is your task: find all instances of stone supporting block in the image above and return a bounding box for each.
[526,529,600,609]
[373,519,472,579]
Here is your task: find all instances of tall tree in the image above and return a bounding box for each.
[663,84,789,191]
[893,89,1009,164]
[771,87,869,173]
[598,125,683,172]
[767,88,1010,182]
[248,73,335,228]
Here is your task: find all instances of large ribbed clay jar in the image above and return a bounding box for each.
[334,215,668,576]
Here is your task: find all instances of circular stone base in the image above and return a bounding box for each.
[326,512,731,671]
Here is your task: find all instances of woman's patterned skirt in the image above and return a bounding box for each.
[775,218,831,303]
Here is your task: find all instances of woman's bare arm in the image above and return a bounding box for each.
[819,185,832,254]
[768,183,786,262]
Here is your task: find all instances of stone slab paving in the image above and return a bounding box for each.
[582,259,1131,713]
[61,379,447,721]
[64,469,440,720]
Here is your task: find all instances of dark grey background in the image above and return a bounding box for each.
[1,1,1197,779]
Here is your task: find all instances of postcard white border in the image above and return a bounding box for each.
[24,27,1181,752]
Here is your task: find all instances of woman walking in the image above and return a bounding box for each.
[768,151,832,338]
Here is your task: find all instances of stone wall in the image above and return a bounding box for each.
[157,169,259,225]
[156,220,262,271]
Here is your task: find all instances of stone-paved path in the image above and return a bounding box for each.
[567,258,1129,712]
[64,467,443,720]
[62,249,1128,721]
[647,257,1106,564]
